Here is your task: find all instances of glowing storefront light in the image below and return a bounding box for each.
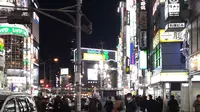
[0,38,4,56]
[0,25,28,37]
[139,50,147,69]
[190,53,200,71]
[83,53,104,61]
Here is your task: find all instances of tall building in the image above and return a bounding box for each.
[73,47,118,96]
[0,0,39,94]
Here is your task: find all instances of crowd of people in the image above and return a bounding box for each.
[32,93,200,112]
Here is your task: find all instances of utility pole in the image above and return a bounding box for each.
[76,0,82,111]
[99,41,104,99]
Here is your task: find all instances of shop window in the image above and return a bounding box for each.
[192,19,198,53]
[153,45,162,69]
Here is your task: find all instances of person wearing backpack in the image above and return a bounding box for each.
[113,96,121,112]
[125,93,137,112]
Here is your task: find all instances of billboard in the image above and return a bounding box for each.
[32,12,39,43]
[139,50,147,69]
[87,69,98,80]
[60,68,69,75]
[165,0,180,20]
[0,38,4,56]
[0,24,28,37]
[130,42,135,65]
[75,48,116,61]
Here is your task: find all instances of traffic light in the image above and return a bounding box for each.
[45,84,49,88]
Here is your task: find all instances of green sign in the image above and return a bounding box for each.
[0,26,28,37]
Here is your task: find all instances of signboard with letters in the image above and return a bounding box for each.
[139,31,147,50]
[165,22,185,32]
[165,0,180,19]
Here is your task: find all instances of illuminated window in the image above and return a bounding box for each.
[153,44,162,69]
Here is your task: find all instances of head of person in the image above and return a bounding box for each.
[108,97,112,101]
[171,95,175,99]
[148,95,153,100]
[197,94,200,101]
[126,93,132,101]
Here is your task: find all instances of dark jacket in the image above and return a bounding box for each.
[193,100,200,112]
[104,100,113,112]
[60,100,71,112]
[168,99,179,112]
[145,99,160,112]
[125,100,137,112]
[88,98,102,112]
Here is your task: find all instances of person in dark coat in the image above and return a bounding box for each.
[60,98,71,112]
[88,94,102,112]
[125,93,137,112]
[104,97,113,112]
[145,95,159,112]
[168,95,179,112]
[156,96,163,112]
[193,94,200,112]
[140,96,147,112]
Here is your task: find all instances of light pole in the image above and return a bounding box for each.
[38,58,59,87]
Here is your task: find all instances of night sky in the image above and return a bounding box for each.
[37,0,120,68]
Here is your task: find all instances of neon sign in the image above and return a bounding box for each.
[87,49,109,60]
[0,25,28,37]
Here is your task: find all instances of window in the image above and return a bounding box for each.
[153,45,162,69]
[4,99,16,112]
[16,97,29,112]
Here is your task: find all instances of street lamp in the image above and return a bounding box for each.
[38,58,59,87]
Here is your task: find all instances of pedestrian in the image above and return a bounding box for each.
[104,97,113,112]
[156,96,163,112]
[168,95,179,112]
[113,96,121,112]
[88,93,102,112]
[193,94,200,112]
[125,93,137,112]
[145,95,159,112]
[60,97,71,112]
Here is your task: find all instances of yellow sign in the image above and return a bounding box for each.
[83,53,105,61]
[153,29,185,49]
[159,29,184,42]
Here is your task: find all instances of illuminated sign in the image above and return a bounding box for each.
[0,38,4,56]
[140,0,146,10]
[139,50,147,69]
[0,25,28,37]
[139,31,147,50]
[87,49,109,60]
[152,0,159,16]
[168,0,180,17]
[130,42,135,65]
[33,12,39,23]
[165,22,185,32]
[83,53,104,61]
[159,30,184,42]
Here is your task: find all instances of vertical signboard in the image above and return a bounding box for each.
[139,31,147,50]
[165,0,180,20]
[139,50,147,69]
[130,42,135,65]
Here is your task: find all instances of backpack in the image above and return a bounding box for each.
[118,101,124,111]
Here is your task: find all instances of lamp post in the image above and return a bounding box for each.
[38,58,59,87]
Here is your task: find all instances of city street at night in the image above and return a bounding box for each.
[0,0,199,112]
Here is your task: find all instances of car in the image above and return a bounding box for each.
[0,92,37,112]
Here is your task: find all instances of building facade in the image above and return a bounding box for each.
[0,0,39,94]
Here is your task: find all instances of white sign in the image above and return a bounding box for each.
[60,68,69,75]
[160,31,184,42]
[168,23,185,28]
[87,69,98,80]
[168,0,180,17]
[7,77,26,84]
[140,0,146,10]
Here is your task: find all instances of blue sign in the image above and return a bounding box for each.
[130,43,135,65]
